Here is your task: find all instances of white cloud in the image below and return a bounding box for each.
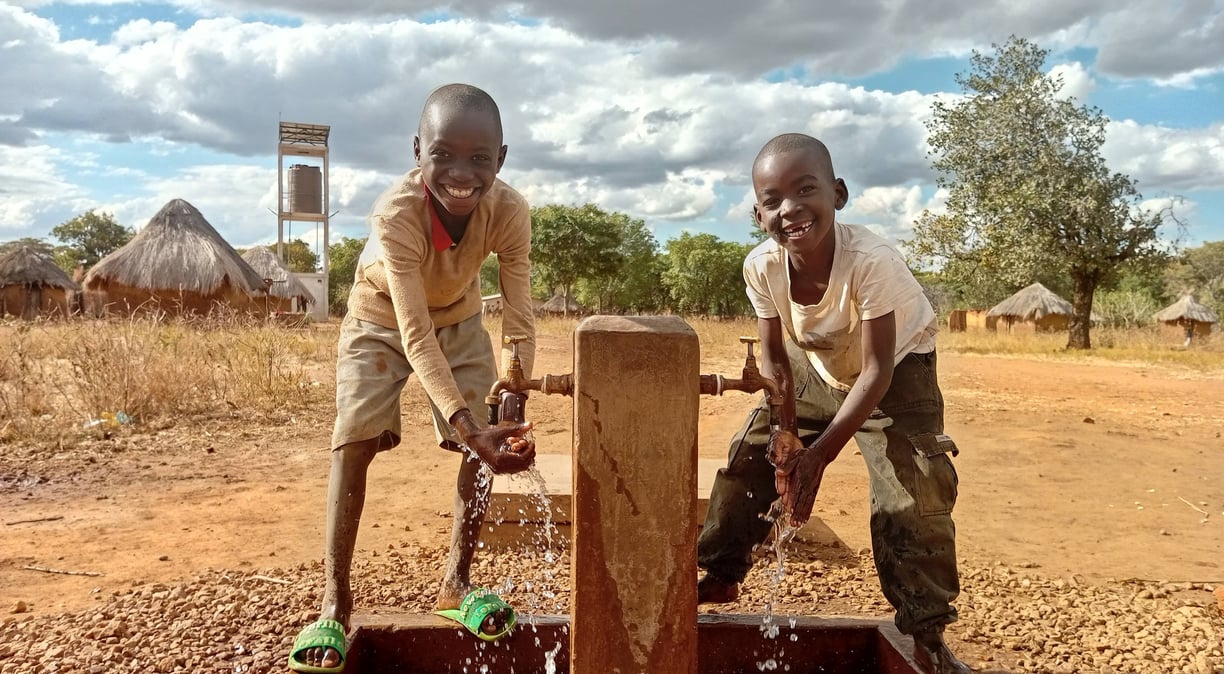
[1050,61,1096,101]
[1105,120,1224,193]
[2,4,1222,249]
[0,144,93,234]
[842,185,950,243]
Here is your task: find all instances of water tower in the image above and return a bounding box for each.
[277,121,330,321]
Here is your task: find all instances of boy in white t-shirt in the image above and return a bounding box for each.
[696,134,973,673]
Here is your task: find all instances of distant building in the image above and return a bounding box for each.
[83,199,268,316]
[0,246,77,319]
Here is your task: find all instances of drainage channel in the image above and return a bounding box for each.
[344,612,924,673]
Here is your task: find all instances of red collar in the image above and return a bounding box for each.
[424,184,456,251]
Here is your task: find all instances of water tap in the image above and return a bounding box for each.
[486,335,573,425]
[699,336,784,431]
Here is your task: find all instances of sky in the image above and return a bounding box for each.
[2,0,1223,264]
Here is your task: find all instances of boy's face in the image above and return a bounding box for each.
[414,109,507,219]
[752,149,848,253]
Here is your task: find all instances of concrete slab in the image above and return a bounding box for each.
[485,454,848,553]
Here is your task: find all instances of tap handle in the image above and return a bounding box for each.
[738,335,759,359]
[503,335,527,359]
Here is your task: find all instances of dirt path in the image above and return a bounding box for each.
[3,338,1222,620]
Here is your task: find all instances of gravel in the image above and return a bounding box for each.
[2,539,1220,674]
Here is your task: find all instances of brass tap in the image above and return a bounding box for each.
[699,336,783,430]
[486,335,573,424]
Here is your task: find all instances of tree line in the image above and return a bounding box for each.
[5,36,1221,347]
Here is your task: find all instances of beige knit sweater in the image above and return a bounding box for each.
[347,168,536,422]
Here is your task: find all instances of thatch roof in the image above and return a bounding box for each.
[84,199,267,296]
[540,293,586,314]
[987,282,1072,320]
[0,245,77,289]
[1153,295,1219,324]
[240,246,313,302]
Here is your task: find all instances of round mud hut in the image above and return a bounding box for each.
[0,245,78,319]
[82,199,269,317]
[1153,295,1218,345]
[540,292,586,317]
[240,245,314,314]
[986,282,1073,333]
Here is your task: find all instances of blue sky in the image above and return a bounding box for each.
[2,1,1222,263]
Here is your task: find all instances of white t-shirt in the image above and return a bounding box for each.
[743,222,937,391]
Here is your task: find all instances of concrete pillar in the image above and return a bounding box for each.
[571,316,699,674]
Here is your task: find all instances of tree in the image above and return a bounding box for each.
[51,210,134,270]
[909,37,1176,349]
[576,213,665,313]
[1164,240,1224,315]
[327,236,367,316]
[530,204,624,311]
[662,232,754,317]
[282,240,319,273]
[479,254,501,297]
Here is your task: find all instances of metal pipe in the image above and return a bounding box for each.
[699,337,783,430]
[486,335,573,424]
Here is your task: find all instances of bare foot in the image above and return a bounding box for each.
[913,627,974,674]
[697,574,740,604]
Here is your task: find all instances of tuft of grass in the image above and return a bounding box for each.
[0,313,334,448]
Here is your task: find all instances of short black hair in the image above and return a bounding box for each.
[418,83,503,141]
[753,133,835,177]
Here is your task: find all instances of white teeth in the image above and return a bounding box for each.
[445,186,476,199]
[783,223,812,238]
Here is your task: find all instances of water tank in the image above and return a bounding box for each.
[288,164,322,214]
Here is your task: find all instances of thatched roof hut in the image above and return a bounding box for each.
[240,245,314,313]
[540,292,586,316]
[1153,295,1218,343]
[986,282,1072,333]
[0,245,78,319]
[83,199,268,316]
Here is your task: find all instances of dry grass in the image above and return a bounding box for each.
[2,313,1220,448]
[0,314,330,447]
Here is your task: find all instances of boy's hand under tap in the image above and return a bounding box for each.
[766,429,805,496]
[782,445,830,527]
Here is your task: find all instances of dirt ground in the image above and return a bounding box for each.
[2,326,1222,669]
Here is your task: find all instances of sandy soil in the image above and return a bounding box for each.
[2,327,1222,665]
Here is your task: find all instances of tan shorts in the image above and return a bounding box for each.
[331,312,496,452]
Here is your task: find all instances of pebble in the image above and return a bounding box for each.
[0,547,1221,674]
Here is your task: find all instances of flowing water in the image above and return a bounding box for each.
[756,497,801,672]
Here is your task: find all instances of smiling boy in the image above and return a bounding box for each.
[289,84,537,673]
[696,134,973,673]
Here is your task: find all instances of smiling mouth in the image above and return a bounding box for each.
[444,185,476,199]
[782,221,812,239]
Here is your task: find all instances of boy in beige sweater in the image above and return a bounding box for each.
[290,83,537,673]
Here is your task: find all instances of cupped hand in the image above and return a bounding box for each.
[468,421,536,474]
[767,429,805,496]
[782,445,830,527]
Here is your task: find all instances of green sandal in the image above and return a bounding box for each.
[435,587,517,641]
[288,618,347,673]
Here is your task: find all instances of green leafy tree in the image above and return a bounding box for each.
[909,36,1177,349]
[480,254,500,297]
[662,232,754,317]
[1164,241,1224,315]
[530,204,624,311]
[51,210,134,270]
[282,240,319,273]
[327,236,367,315]
[576,213,665,313]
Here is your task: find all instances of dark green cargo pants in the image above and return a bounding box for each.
[696,342,961,635]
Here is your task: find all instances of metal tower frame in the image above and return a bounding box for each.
[276,121,331,311]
